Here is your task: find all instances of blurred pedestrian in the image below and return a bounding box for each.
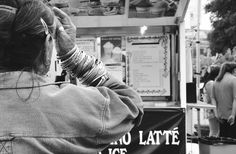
[203,65,220,137]
[212,62,236,138]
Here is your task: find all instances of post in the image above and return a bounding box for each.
[179,21,187,108]
[196,0,201,100]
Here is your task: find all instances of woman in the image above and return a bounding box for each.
[203,65,220,137]
[0,0,143,153]
[212,62,236,138]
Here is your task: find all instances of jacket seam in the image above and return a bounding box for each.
[96,98,108,145]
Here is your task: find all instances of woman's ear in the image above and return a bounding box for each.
[40,34,53,75]
[45,34,53,61]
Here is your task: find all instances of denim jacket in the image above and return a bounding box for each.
[0,71,143,154]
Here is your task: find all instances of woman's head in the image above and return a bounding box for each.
[216,62,236,82]
[207,65,220,81]
[0,0,55,74]
[202,65,220,89]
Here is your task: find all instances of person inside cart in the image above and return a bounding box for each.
[211,62,236,139]
[0,0,143,153]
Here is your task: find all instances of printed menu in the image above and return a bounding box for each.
[127,35,170,96]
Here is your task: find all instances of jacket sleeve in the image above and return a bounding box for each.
[57,72,143,152]
[95,73,143,148]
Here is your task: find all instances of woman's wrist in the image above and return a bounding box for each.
[56,26,75,56]
[58,45,108,87]
[57,45,77,61]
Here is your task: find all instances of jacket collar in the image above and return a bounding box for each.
[0,71,49,89]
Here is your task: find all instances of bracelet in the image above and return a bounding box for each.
[71,52,88,78]
[57,45,77,60]
[58,45,108,87]
[61,50,77,68]
[90,63,107,83]
[79,62,97,84]
[61,49,86,75]
[94,72,109,87]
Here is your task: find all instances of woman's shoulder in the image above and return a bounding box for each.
[229,75,236,86]
[225,74,236,83]
[205,80,214,90]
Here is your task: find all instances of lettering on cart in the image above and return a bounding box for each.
[108,148,127,154]
[139,127,180,145]
[106,127,180,154]
[108,132,131,154]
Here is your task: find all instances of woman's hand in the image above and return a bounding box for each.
[52,7,76,56]
[228,115,235,126]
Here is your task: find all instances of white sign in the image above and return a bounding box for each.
[127,35,170,96]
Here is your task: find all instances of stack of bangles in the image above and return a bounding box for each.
[57,45,109,86]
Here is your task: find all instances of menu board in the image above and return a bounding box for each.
[127,35,170,96]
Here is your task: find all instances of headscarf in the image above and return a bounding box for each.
[0,0,55,70]
[0,0,54,42]
[0,0,18,44]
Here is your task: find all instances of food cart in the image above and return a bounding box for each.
[51,0,190,153]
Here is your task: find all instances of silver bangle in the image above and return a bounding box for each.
[57,45,77,60]
[59,45,108,86]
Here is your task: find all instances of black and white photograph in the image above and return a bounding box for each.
[1,0,236,154]
[50,0,126,16]
[128,0,180,18]
[100,36,123,64]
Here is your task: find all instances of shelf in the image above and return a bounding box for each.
[68,0,190,28]
[71,15,178,28]
[71,15,127,28]
[127,17,178,26]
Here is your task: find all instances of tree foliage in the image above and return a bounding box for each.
[205,0,236,54]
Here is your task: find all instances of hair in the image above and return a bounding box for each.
[215,62,236,82]
[0,0,54,73]
[202,65,220,89]
[207,65,220,81]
